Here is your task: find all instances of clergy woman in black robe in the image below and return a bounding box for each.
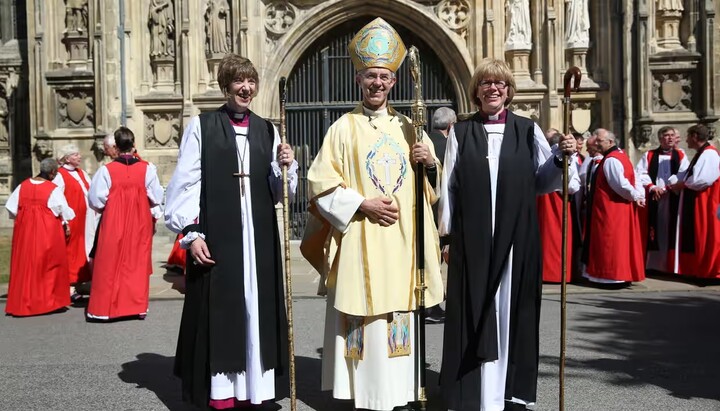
[164,54,298,410]
[437,58,579,410]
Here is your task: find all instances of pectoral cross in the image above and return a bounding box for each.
[377,153,397,185]
[233,172,250,196]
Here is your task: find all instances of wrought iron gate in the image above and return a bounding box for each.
[285,19,457,239]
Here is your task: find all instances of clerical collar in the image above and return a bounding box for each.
[224,107,250,127]
[62,164,76,171]
[362,106,389,117]
[479,109,507,124]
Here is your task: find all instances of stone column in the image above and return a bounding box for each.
[504,0,534,88]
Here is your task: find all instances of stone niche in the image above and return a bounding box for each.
[143,110,181,149]
[45,69,95,131]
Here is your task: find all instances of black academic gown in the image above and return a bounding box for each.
[440,111,542,410]
[174,107,288,409]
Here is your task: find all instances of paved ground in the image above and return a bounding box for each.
[1,292,719,410]
[2,233,720,410]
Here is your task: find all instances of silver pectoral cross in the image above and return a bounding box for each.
[233,172,250,196]
[377,153,397,185]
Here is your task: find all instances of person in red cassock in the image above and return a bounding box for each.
[584,128,645,285]
[536,131,580,283]
[53,144,95,297]
[85,127,164,321]
[5,158,75,317]
[165,234,186,273]
[668,124,720,279]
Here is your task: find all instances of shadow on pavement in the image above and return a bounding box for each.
[118,353,194,411]
[542,293,720,402]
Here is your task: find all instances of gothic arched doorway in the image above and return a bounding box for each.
[285,18,457,238]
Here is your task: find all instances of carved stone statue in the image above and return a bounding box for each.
[565,0,591,48]
[206,0,231,55]
[656,0,684,12]
[0,91,8,145]
[148,0,175,58]
[65,0,89,33]
[505,0,532,50]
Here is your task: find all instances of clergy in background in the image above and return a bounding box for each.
[5,158,74,317]
[438,58,579,411]
[53,144,95,298]
[536,131,580,283]
[669,124,720,279]
[583,128,645,285]
[302,18,444,411]
[86,127,163,321]
[634,126,688,273]
[165,54,297,410]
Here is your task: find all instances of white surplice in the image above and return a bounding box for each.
[6,179,76,221]
[164,115,298,404]
[635,150,689,271]
[439,120,579,411]
[52,165,99,259]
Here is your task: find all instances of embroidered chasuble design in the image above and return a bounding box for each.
[365,133,408,195]
[344,315,365,360]
[387,312,412,357]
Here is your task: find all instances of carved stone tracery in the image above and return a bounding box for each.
[57,90,94,128]
[652,72,692,112]
[264,2,296,36]
[436,0,471,38]
[144,111,181,148]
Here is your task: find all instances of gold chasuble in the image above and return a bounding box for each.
[306,104,444,317]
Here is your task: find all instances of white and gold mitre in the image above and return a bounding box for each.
[348,18,407,72]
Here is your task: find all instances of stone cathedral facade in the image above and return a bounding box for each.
[0,0,718,229]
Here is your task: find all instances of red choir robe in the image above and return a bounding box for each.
[57,167,91,284]
[537,192,573,283]
[671,144,720,278]
[586,148,645,282]
[5,180,70,316]
[87,160,154,319]
[165,233,186,272]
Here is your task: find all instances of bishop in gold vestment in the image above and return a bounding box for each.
[301,18,444,411]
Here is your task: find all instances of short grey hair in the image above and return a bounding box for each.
[39,158,59,174]
[432,107,457,130]
[592,128,616,143]
[547,132,563,146]
[103,133,116,147]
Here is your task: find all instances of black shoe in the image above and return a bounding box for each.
[425,305,445,324]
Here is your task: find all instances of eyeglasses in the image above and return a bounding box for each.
[479,80,508,89]
[363,73,394,84]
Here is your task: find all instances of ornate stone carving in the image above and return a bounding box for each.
[33,139,54,161]
[565,0,590,49]
[57,90,94,128]
[0,85,8,147]
[632,124,654,149]
[569,101,595,134]
[205,0,231,56]
[509,102,540,122]
[436,0,471,38]
[652,72,692,112]
[264,2,296,36]
[144,112,181,148]
[148,0,175,58]
[64,0,89,33]
[505,0,532,50]
[656,0,684,50]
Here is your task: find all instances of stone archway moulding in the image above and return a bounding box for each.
[261,0,474,119]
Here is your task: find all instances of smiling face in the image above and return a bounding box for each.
[225,77,256,113]
[594,129,615,153]
[469,59,516,117]
[475,78,509,115]
[357,67,396,111]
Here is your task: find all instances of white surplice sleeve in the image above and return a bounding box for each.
[438,126,459,237]
[685,149,720,191]
[635,152,652,188]
[145,162,164,208]
[5,184,21,219]
[49,186,76,221]
[315,187,365,233]
[533,124,580,195]
[603,157,644,201]
[268,124,299,204]
[88,166,111,213]
[52,173,65,192]
[164,116,202,234]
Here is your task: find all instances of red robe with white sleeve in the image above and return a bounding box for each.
[55,166,91,284]
[586,148,645,282]
[5,179,72,316]
[671,144,720,278]
[537,192,573,283]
